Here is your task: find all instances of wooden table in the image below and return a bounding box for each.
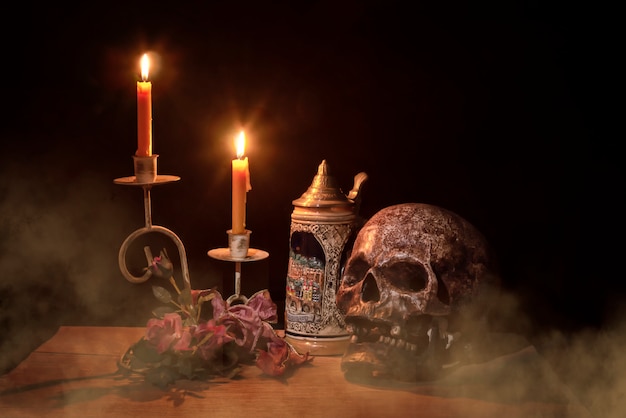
[0,326,591,417]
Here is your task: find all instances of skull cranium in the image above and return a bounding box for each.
[336,203,500,381]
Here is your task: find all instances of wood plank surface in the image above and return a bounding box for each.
[0,326,591,418]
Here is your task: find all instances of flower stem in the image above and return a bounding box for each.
[170,277,182,295]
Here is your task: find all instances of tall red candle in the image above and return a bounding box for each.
[136,54,152,157]
[232,131,251,234]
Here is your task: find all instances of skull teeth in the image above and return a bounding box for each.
[348,325,417,350]
[348,322,456,353]
[366,335,414,351]
[349,325,371,337]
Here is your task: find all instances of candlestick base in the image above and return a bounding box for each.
[133,154,158,183]
[227,229,251,260]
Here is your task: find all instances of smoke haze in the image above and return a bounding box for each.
[0,147,223,372]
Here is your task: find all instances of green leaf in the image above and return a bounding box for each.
[146,366,179,389]
[178,287,192,307]
[152,286,173,304]
[178,357,194,379]
[161,353,173,366]
[131,339,162,363]
[152,306,175,318]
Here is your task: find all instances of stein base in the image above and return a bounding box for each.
[284,333,350,356]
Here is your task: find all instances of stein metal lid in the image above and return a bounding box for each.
[292,160,353,208]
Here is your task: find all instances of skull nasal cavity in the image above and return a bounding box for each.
[361,273,380,302]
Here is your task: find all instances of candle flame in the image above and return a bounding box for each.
[140,54,150,81]
[235,131,246,159]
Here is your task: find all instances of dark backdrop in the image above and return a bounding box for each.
[1,1,622,402]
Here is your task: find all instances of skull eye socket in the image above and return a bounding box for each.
[381,262,428,292]
[361,272,380,302]
[342,257,370,286]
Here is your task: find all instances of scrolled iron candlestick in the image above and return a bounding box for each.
[118,224,190,287]
[114,156,186,287]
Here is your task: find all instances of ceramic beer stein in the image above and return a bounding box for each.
[284,160,367,355]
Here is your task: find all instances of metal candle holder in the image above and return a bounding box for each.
[208,230,269,305]
[114,155,190,289]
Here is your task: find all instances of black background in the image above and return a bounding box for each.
[0,1,623,411]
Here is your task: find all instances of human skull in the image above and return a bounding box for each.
[336,203,500,381]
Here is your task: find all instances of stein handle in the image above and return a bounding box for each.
[347,171,368,214]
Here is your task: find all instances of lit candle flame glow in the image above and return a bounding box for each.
[235,131,246,159]
[140,54,150,82]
